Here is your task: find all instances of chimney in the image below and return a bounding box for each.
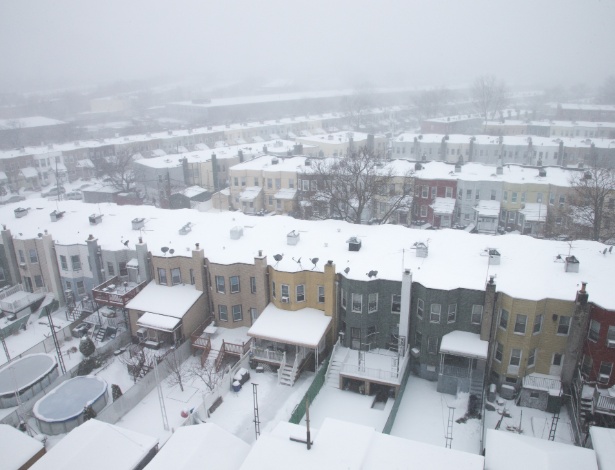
[230,226,244,240]
[455,162,462,173]
[238,150,244,163]
[576,282,588,305]
[50,210,65,222]
[415,242,428,258]
[347,236,361,251]
[89,214,103,225]
[398,269,412,355]
[496,165,503,175]
[488,249,501,265]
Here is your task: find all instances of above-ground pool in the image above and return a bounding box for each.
[0,354,58,408]
[33,375,108,435]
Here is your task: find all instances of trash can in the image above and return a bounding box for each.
[232,380,241,392]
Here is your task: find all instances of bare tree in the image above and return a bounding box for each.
[341,86,373,130]
[568,164,615,241]
[96,153,136,192]
[189,359,224,393]
[118,345,157,383]
[299,146,413,224]
[413,87,450,121]
[471,75,509,126]
[164,347,189,392]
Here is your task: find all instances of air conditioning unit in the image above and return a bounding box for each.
[598,374,610,384]
[608,339,615,348]
[281,296,290,303]
[19,263,26,269]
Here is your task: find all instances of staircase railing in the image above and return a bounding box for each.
[289,354,300,386]
[276,352,287,384]
[325,336,341,382]
[200,338,212,366]
[214,340,226,371]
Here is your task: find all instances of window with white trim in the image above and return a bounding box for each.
[232,304,243,321]
[296,284,305,302]
[428,337,438,355]
[514,314,527,334]
[533,314,543,334]
[318,286,325,303]
[557,316,571,335]
[499,309,509,330]
[417,298,424,319]
[218,305,228,321]
[430,304,441,323]
[527,348,536,368]
[215,276,225,293]
[447,304,456,323]
[230,276,240,293]
[368,293,378,313]
[391,294,401,313]
[352,293,362,313]
[495,342,503,362]
[509,348,522,367]
[171,268,181,285]
[471,305,483,324]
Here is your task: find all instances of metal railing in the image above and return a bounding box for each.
[440,364,470,378]
[252,346,286,364]
[595,392,615,414]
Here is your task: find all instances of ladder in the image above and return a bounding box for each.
[548,407,560,441]
[445,406,454,448]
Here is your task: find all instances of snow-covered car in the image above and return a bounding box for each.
[65,191,83,200]
[41,186,66,198]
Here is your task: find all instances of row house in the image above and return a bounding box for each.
[412,173,456,228]
[553,103,615,122]
[228,155,308,215]
[296,132,387,158]
[393,133,615,169]
[486,120,615,140]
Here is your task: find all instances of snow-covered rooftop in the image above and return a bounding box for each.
[29,419,158,470]
[144,423,249,470]
[485,429,597,470]
[0,424,44,469]
[126,282,202,318]
[440,331,488,359]
[431,197,456,214]
[248,303,332,348]
[232,155,308,172]
[240,417,484,470]
[589,426,615,470]
[0,116,66,129]
[2,200,615,309]
[474,200,501,217]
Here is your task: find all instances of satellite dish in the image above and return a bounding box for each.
[344,267,350,275]
[169,249,175,255]
[123,240,129,247]
[310,258,319,270]
[161,247,169,254]
[273,254,283,262]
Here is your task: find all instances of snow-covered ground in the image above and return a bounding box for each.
[391,375,482,454]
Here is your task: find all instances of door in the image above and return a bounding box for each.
[351,327,361,350]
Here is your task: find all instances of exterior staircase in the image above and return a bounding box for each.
[279,363,296,386]
[469,361,486,403]
[325,343,349,389]
[94,326,108,342]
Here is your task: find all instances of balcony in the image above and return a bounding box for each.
[594,389,615,416]
[92,276,148,308]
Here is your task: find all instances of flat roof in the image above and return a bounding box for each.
[126,282,202,318]
[589,426,615,470]
[248,303,331,348]
[137,312,181,332]
[440,331,488,359]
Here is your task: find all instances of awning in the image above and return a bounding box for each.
[240,186,262,202]
[440,331,488,359]
[137,312,181,332]
[248,303,331,348]
[274,188,297,200]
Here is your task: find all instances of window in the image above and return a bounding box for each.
[166,268,179,285]
[18,250,25,264]
[250,307,258,321]
[445,187,453,198]
[352,293,362,313]
[511,192,517,203]
[521,192,526,203]
[514,314,527,334]
[421,186,428,198]
[431,187,437,198]
[528,348,536,368]
[503,191,508,202]
[158,268,168,285]
[190,269,195,285]
[250,277,256,294]
[420,205,427,217]
[232,305,243,322]
[588,320,600,342]
[466,189,472,199]
[302,180,309,191]
[599,362,613,383]
[430,304,441,323]
[417,298,424,319]
[447,304,456,323]
[318,286,325,303]
[29,249,38,263]
[215,276,225,293]
[76,280,85,295]
[267,178,272,189]
[607,325,615,348]
[495,342,503,362]
[471,305,483,324]
[557,316,571,335]
[107,262,115,276]
[71,255,81,271]
[34,275,44,288]
[230,276,240,293]
[533,314,543,334]
[272,281,276,299]
[499,309,509,330]
[530,391,540,399]
[536,192,543,203]
[60,255,68,270]
[509,348,521,367]
[288,179,294,189]
[428,337,438,355]
[341,287,346,309]
[552,353,563,366]
[392,294,401,313]
[275,178,281,189]
[218,305,228,321]
[490,189,496,200]
[281,284,289,300]
[296,284,305,302]
[368,293,378,313]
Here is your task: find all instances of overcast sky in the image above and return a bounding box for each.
[1,0,614,93]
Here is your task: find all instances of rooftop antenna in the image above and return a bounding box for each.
[310,257,319,270]
[273,253,283,267]
[292,257,302,268]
